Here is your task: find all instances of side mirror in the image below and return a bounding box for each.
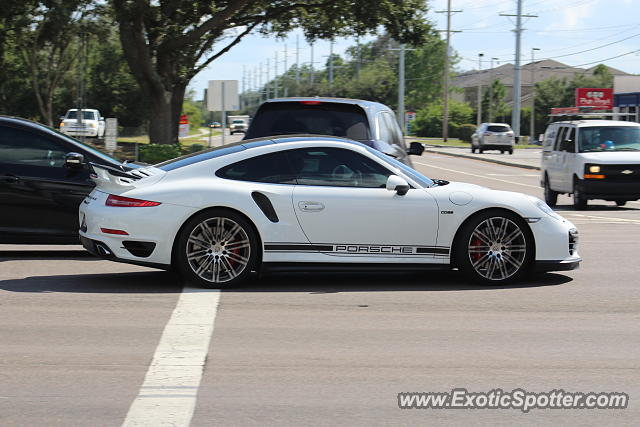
[386,175,410,196]
[100,117,105,121]
[408,141,425,156]
[59,116,65,121]
[65,152,85,169]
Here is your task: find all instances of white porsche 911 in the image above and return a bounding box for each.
[79,136,580,287]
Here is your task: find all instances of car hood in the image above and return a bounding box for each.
[578,151,640,163]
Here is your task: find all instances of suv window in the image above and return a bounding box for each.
[554,127,567,151]
[216,151,295,184]
[0,126,68,167]
[381,112,403,145]
[287,147,391,188]
[245,102,371,141]
[66,111,96,120]
[561,128,576,152]
[487,125,510,132]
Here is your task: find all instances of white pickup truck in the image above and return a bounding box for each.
[59,109,106,138]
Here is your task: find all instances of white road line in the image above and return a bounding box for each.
[414,161,540,189]
[122,287,220,427]
[486,173,539,177]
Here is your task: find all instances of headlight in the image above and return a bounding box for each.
[90,123,97,128]
[60,122,64,127]
[536,200,561,220]
[589,165,600,173]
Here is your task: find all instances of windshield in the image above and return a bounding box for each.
[245,102,371,140]
[487,125,510,133]
[579,126,640,152]
[66,110,97,120]
[364,146,434,188]
[232,120,244,124]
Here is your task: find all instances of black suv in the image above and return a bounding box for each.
[0,116,136,244]
[244,98,423,166]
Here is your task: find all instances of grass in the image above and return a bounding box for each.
[117,127,220,146]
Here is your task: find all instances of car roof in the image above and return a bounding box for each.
[482,122,511,126]
[259,97,392,113]
[551,120,640,127]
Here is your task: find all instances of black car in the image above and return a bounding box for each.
[243,97,424,166]
[0,116,136,244]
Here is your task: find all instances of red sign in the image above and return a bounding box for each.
[179,114,189,124]
[575,88,613,108]
[551,107,579,115]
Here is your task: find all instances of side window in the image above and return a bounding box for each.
[543,126,556,150]
[382,112,403,146]
[553,127,566,151]
[0,126,68,167]
[215,151,296,184]
[377,114,391,143]
[287,147,392,188]
[562,128,576,153]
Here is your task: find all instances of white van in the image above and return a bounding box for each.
[540,120,640,209]
[59,109,105,138]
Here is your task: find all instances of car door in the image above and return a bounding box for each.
[558,127,577,192]
[0,124,93,243]
[288,147,440,261]
[547,126,567,190]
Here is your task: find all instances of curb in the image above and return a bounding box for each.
[424,149,541,171]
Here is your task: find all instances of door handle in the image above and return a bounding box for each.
[1,174,19,183]
[298,201,325,212]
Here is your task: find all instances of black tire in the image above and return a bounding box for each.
[479,148,484,154]
[471,146,476,153]
[175,209,259,288]
[500,150,505,154]
[543,174,558,207]
[509,148,514,155]
[573,178,588,210]
[455,210,533,285]
[616,201,627,207]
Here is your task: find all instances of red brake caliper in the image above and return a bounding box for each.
[471,237,483,262]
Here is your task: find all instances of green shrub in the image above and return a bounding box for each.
[186,143,205,154]
[455,124,477,142]
[412,100,474,137]
[139,143,182,164]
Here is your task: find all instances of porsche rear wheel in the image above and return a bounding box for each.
[456,210,533,285]
[176,209,258,288]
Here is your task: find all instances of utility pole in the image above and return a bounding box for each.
[388,43,414,131]
[266,58,270,99]
[295,35,301,85]
[283,44,288,97]
[309,42,315,85]
[241,65,246,110]
[274,51,279,98]
[530,47,540,143]
[436,1,462,142]
[501,1,537,140]
[259,63,264,102]
[489,57,498,122]
[328,40,334,95]
[477,52,484,126]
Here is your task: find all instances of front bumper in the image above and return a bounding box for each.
[580,178,640,200]
[534,258,581,272]
[61,127,99,137]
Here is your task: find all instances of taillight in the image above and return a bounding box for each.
[101,228,129,235]
[106,194,161,207]
[300,100,322,105]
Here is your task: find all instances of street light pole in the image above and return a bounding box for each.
[530,47,540,143]
[489,57,498,122]
[477,52,484,126]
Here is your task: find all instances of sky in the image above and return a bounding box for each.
[189,0,640,95]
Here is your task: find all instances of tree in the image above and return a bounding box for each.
[482,79,509,123]
[412,99,473,137]
[110,0,432,144]
[13,1,98,126]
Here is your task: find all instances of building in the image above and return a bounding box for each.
[614,75,640,122]
[452,59,630,109]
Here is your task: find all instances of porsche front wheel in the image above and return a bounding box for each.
[456,211,533,285]
[176,209,259,288]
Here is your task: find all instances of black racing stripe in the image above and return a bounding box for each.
[264,244,333,252]
[416,247,450,255]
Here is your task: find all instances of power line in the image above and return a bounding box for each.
[543,33,640,59]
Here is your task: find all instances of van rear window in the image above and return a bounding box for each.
[245,102,371,141]
[487,125,510,132]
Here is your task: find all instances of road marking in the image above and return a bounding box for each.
[122,287,220,427]
[560,213,640,224]
[486,173,539,177]
[414,161,540,189]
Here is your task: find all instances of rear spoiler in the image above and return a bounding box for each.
[89,162,141,192]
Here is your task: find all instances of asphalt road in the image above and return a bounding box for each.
[1,154,638,426]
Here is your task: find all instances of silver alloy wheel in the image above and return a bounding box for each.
[467,217,526,281]
[185,217,251,283]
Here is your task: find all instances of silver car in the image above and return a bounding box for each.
[471,123,515,154]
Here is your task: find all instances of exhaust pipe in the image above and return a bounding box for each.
[95,243,113,257]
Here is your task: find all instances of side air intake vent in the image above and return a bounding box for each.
[251,192,279,223]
